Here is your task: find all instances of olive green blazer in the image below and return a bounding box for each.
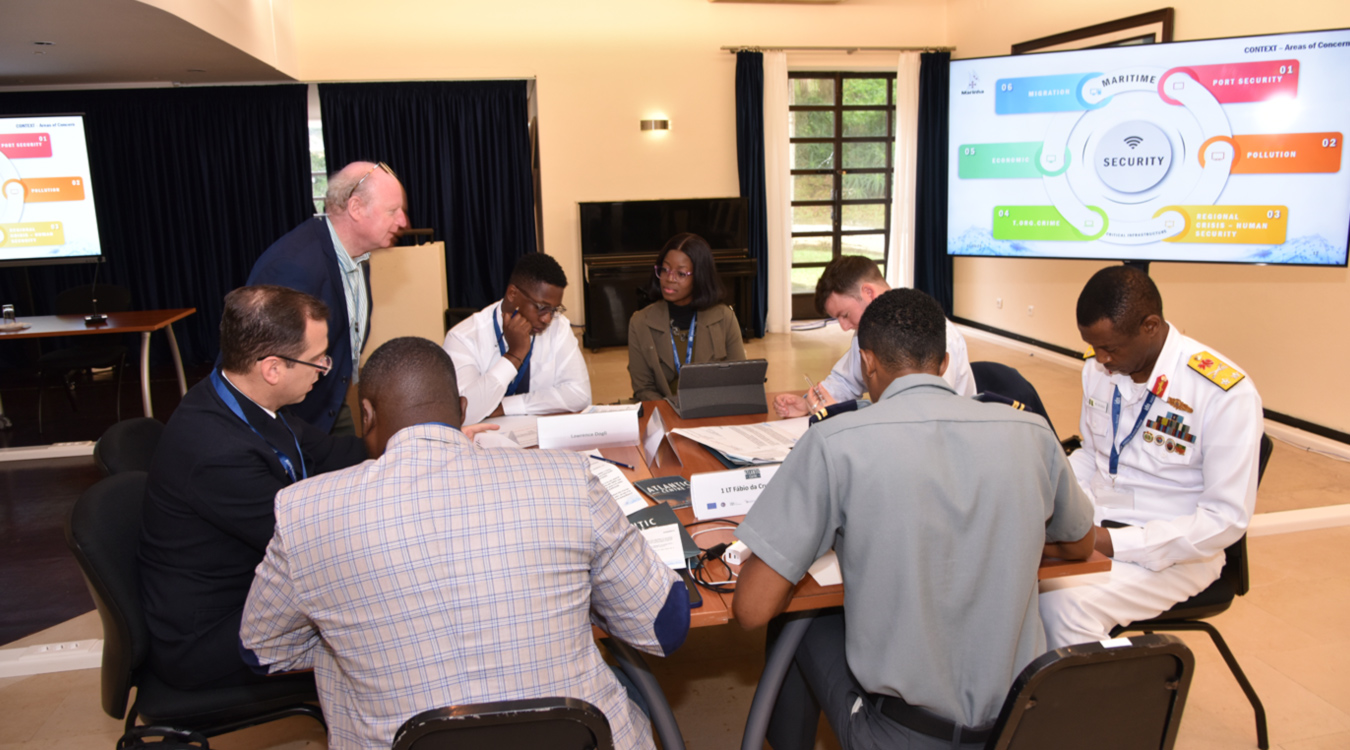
[627,301,746,401]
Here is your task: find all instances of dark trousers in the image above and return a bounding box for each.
[765,612,985,750]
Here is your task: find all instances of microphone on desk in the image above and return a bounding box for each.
[84,259,107,327]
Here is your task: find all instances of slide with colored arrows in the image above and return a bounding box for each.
[948,29,1350,266]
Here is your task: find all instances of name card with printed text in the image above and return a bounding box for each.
[537,410,640,451]
[691,464,780,520]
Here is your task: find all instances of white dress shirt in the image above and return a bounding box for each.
[819,318,976,401]
[443,300,592,425]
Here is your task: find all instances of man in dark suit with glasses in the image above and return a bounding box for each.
[140,285,368,690]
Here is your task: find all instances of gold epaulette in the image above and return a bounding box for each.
[1188,351,1245,391]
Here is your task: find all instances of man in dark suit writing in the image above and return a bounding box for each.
[247,161,409,434]
[139,285,368,689]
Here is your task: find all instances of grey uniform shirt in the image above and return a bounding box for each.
[737,374,1092,726]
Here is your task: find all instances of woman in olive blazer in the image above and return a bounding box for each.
[628,233,746,402]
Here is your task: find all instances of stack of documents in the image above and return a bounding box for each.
[670,417,810,465]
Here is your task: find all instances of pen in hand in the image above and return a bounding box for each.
[802,374,825,411]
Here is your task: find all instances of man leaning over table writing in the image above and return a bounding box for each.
[735,288,1094,750]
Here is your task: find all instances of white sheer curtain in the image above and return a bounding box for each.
[887,51,922,290]
[763,51,792,333]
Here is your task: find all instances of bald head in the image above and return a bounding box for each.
[359,337,463,457]
[324,161,408,256]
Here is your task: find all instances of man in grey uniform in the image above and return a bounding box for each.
[735,288,1095,750]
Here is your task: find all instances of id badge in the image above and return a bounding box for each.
[1091,473,1135,510]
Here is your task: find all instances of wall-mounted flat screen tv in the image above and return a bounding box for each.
[947,28,1350,266]
[579,197,748,256]
[0,114,103,268]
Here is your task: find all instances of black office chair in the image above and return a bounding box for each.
[969,361,1057,437]
[1111,432,1276,749]
[93,418,165,476]
[741,620,1193,750]
[985,633,1195,750]
[64,472,326,746]
[391,697,613,750]
[37,283,133,432]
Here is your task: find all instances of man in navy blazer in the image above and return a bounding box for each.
[247,161,408,433]
[140,285,368,689]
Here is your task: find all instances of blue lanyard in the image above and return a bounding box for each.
[492,310,534,397]
[211,369,306,483]
[1109,384,1157,476]
[669,312,698,375]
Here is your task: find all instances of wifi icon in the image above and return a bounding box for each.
[1124,135,1144,149]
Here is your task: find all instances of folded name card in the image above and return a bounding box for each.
[691,464,780,520]
[537,410,640,451]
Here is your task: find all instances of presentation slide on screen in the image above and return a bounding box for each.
[0,115,102,264]
[948,29,1350,265]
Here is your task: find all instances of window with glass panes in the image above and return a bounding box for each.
[789,72,896,319]
[309,121,326,214]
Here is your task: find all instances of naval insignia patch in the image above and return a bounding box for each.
[1188,352,1245,391]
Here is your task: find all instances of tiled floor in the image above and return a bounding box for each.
[3,325,1347,749]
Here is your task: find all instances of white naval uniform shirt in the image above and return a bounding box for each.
[443,300,592,426]
[1068,323,1263,572]
[819,318,977,401]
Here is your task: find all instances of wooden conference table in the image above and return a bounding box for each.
[593,396,1110,750]
[0,309,196,424]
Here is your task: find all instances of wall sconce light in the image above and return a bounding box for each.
[640,119,670,132]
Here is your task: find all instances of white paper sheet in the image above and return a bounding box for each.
[582,403,643,414]
[585,457,649,515]
[477,414,539,448]
[638,524,687,570]
[808,550,842,586]
[671,417,810,464]
[473,431,525,450]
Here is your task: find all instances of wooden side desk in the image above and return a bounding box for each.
[0,309,196,425]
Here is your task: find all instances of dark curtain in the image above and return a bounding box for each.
[0,85,312,367]
[318,81,536,310]
[735,52,769,338]
[914,51,953,315]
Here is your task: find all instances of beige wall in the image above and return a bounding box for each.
[271,0,1347,432]
[947,0,1350,432]
[287,0,946,319]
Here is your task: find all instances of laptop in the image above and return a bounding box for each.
[666,359,769,419]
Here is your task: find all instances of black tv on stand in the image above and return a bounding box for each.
[579,198,756,349]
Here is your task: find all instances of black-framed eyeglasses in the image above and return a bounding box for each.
[654,265,693,280]
[345,161,397,204]
[259,353,333,375]
[513,286,566,317]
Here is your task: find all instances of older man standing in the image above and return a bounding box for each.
[248,161,409,434]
